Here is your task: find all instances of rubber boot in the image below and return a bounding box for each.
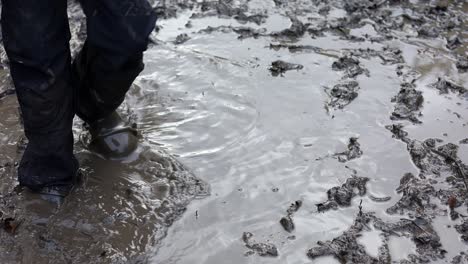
[37,185,74,204]
[87,111,139,159]
[34,170,81,204]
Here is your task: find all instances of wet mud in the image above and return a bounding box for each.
[0,97,209,262]
[308,211,448,263]
[242,232,279,257]
[316,176,369,212]
[269,60,304,77]
[325,80,361,111]
[430,77,467,96]
[332,56,369,79]
[391,82,424,123]
[334,137,364,162]
[0,0,468,263]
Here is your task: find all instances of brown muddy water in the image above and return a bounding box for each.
[1,0,468,263]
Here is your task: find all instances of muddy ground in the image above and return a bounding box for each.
[1,0,468,263]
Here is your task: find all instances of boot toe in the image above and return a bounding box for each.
[89,127,139,159]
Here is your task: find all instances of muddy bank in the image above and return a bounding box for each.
[0,94,209,263]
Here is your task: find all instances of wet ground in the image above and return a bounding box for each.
[1,0,468,263]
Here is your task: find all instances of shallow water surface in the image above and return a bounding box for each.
[142,0,468,263]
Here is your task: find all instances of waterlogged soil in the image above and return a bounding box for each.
[0,0,468,263]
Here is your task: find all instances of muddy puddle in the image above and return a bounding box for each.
[1,0,468,263]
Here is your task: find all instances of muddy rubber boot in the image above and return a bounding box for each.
[34,170,81,205]
[87,111,139,159]
[37,185,74,205]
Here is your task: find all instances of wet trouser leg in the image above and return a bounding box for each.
[74,0,157,123]
[1,0,78,190]
[1,0,155,189]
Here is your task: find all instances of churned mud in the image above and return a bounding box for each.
[0,95,209,263]
[0,0,468,263]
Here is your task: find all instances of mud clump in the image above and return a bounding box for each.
[307,213,387,263]
[389,125,468,184]
[385,124,410,142]
[386,124,468,225]
[350,47,404,66]
[343,0,387,13]
[1,217,22,235]
[233,27,267,40]
[430,77,467,95]
[269,60,304,77]
[153,5,178,19]
[375,217,446,261]
[418,24,440,38]
[334,137,363,162]
[455,220,468,242]
[269,43,323,53]
[316,176,369,212]
[174,33,190,45]
[308,212,446,263]
[198,25,268,40]
[368,194,391,202]
[307,213,376,262]
[391,82,423,123]
[242,232,279,257]
[332,56,369,79]
[279,216,295,233]
[446,35,462,50]
[413,140,468,189]
[386,173,437,216]
[459,138,468,145]
[325,81,360,110]
[452,253,468,264]
[270,16,307,40]
[279,200,302,233]
[234,13,267,26]
[455,56,468,73]
[195,1,267,26]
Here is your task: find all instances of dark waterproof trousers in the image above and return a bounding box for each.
[1,0,157,190]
